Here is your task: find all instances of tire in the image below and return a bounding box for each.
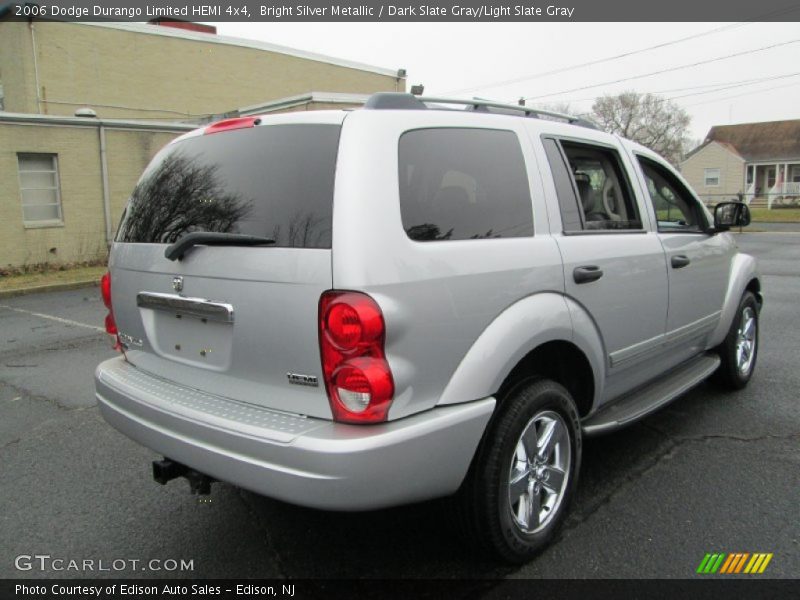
[713,291,759,390]
[454,378,582,563]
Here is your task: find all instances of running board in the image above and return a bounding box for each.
[582,353,721,436]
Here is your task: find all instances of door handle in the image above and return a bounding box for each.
[573,265,604,284]
[671,255,691,269]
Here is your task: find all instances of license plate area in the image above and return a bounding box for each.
[138,293,234,371]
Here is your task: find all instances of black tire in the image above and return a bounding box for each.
[713,291,759,390]
[454,378,582,563]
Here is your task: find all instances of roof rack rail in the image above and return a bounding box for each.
[363,92,598,129]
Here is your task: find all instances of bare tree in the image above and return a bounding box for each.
[529,101,578,122]
[117,153,252,244]
[591,91,691,165]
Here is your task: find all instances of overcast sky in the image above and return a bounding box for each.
[212,21,799,142]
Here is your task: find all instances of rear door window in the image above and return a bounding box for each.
[116,124,341,248]
[398,128,533,241]
[560,141,643,231]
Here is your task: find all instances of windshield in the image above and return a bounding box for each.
[115,124,341,248]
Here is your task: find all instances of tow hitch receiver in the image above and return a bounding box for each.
[152,458,215,495]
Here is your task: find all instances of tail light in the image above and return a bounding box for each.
[319,291,394,423]
[100,271,121,350]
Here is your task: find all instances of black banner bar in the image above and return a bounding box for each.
[3,579,800,600]
[2,0,800,22]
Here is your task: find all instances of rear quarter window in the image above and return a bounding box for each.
[398,128,533,242]
[116,124,341,248]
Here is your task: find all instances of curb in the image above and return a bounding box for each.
[0,278,100,300]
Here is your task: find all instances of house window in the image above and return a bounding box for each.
[17,153,63,225]
[704,168,721,187]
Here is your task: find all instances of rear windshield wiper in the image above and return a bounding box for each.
[165,232,275,261]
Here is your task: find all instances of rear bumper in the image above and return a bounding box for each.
[95,357,494,510]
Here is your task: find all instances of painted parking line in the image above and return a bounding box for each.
[0,304,104,333]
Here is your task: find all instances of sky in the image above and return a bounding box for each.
[211,21,800,142]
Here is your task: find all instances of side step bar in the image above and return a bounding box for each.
[582,353,721,436]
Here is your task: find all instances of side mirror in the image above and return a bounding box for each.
[714,202,751,231]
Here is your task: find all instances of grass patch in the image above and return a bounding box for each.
[0,265,106,292]
[749,207,800,223]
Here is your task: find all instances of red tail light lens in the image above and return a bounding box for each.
[101,271,112,309]
[100,271,120,350]
[319,291,394,423]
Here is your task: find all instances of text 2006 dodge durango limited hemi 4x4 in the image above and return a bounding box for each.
[95,93,761,562]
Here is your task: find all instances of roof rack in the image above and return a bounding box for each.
[363,92,598,130]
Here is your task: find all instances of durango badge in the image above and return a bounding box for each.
[286,372,318,387]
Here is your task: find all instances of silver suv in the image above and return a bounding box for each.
[95,93,761,562]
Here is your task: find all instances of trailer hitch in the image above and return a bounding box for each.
[152,458,215,495]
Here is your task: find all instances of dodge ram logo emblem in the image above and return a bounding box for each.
[172,276,184,293]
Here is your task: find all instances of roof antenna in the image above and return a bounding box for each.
[410,84,425,96]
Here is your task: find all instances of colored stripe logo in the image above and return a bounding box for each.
[697,552,773,574]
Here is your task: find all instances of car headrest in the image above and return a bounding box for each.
[575,179,595,213]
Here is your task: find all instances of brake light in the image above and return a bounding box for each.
[100,272,120,350]
[204,116,259,135]
[319,291,394,423]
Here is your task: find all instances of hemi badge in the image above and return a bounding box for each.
[287,372,319,387]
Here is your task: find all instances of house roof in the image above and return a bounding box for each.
[704,119,800,162]
[682,139,744,162]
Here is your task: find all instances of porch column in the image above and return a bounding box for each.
[786,163,790,197]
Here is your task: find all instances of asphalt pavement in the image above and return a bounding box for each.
[1,232,798,579]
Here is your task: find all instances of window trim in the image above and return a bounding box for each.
[542,135,647,235]
[17,152,64,228]
[704,167,721,187]
[636,153,710,235]
[398,126,535,243]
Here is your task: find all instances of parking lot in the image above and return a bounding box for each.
[1,232,798,579]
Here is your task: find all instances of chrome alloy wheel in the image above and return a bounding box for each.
[736,306,757,376]
[508,410,571,534]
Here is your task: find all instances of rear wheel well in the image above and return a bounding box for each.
[497,341,594,418]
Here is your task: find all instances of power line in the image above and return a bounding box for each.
[443,5,800,97]
[546,72,800,104]
[522,38,800,101]
[668,71,800,100]
[441,23,746,96]
[682,80,800,108]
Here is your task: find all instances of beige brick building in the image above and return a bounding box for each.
[0,20,403,119]
[0,20,404,269]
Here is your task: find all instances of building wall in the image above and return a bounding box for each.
[0,21,39,114]
[105,129,177,224]
[0,21,402,119]
[681,142,745,204]
[0,121,185,269]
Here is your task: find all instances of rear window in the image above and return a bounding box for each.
[398,128,533,241]
[116,124,341,248]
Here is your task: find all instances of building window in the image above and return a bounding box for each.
[704,168,721,187]
[17,153,63,225]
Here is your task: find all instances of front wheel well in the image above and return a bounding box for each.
[745,278,763,310]
[497,340,594,418]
